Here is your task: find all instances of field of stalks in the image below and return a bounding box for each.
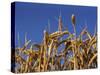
[12,14,97,73]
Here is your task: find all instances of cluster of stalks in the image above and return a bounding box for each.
[13,14,97,73]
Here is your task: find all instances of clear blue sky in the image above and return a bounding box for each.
[14,2,97,47]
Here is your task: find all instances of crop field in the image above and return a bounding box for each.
[11,2,97,73]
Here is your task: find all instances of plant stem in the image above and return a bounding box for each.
[73,25,77,70]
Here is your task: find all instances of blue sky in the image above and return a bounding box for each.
[14,2,97,47]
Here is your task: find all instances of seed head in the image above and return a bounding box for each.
[71,14,75,26]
